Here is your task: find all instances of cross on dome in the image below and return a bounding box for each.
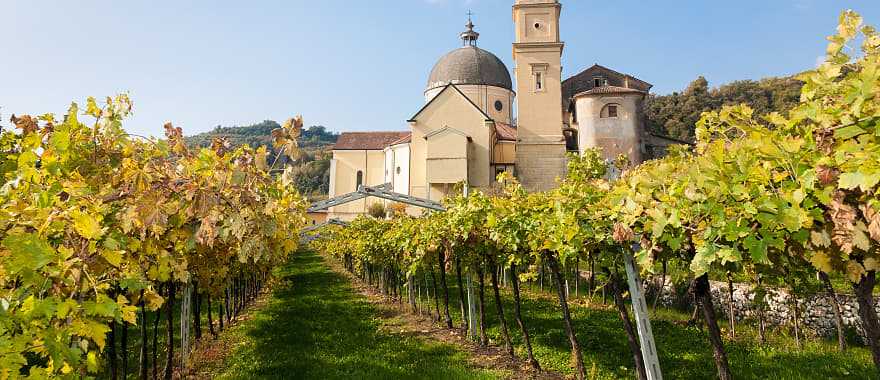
[460,11,479,46]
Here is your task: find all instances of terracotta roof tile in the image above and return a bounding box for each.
[573,86,646,97]
[495,123,517,141]
[562,64,651,105]
[388,134,412,146]
[333,132,411,150]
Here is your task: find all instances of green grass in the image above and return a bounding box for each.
[122,250,871,379]
[208,251,502,380]
[426,272,877,379]
[103,275,254,378]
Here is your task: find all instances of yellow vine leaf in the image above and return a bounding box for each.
[810,251,833,273]
[847,260,866,283]
[71,210,104,240]
[864,257,880,272]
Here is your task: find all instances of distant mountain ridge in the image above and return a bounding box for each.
[186,120,338,150]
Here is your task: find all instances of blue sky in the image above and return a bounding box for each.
[2,1,879,137]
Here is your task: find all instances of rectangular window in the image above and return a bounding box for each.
[593,77,607,87]
[535,72,544,91]
[608,105,618,118]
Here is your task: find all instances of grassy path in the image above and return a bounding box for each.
[433,277,875,379]
[205,250,501,380]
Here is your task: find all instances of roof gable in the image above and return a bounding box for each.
[408,84,493,123]
[424,126,472,141]
[562,64,652,105]
[387,134,412,146]
[572,85,646,97]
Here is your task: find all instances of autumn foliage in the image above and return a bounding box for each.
[0,96,307,377]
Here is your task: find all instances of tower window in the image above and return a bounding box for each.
[494,100,504,112]
[601,104,620,118]
[535,72,544,91]
[396,167,401,174]
[356,170,363,188]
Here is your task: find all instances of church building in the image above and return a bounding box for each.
[327,0,680,220]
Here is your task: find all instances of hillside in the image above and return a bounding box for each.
[645,75,804,141]
[185,120,338,198]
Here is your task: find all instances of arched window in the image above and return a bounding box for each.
[356,170,363,188]
[600,103,620,118]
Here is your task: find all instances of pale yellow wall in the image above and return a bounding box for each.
[427,130,469,159]
[306,212,327,226]
[493,141,516,164]
[513,1,561,44]
[425,84,514,125]
[426,130,469,184]
[430,183,454,201]
[410,87,494,201]
[366,150,384,187]
[513,0,567,191]
[513,50,564,142]
[427,158,468,183]
[328,149,386,220]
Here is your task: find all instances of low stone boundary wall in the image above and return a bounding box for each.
[650,279,877,340]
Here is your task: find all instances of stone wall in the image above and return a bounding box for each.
[514,143,566,192]
[653,279,879,341]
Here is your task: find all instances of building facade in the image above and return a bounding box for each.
[327,1,681,220]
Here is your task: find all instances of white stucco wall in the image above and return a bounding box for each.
[384,147,394,185]
[574,93,644,164]
[384,143,410,195]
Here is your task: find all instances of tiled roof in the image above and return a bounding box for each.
[495,123,517,141]
[562,64,652,105]
[573,86,646,97]
[427,46,513,91]
[333,132,411,150]
[388,134,412,146]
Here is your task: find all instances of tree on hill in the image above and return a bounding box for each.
[186,120,338,150]
[185,120,339,197]
[646,75,803,141]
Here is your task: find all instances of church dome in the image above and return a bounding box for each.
[425,19,513,92]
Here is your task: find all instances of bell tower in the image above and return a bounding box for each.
[512,0,566,191]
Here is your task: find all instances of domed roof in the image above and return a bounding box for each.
[426,46,513,92]
[425,19,512,92]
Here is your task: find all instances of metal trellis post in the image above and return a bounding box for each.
[624,245,663,380]
[467,271,478,341]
